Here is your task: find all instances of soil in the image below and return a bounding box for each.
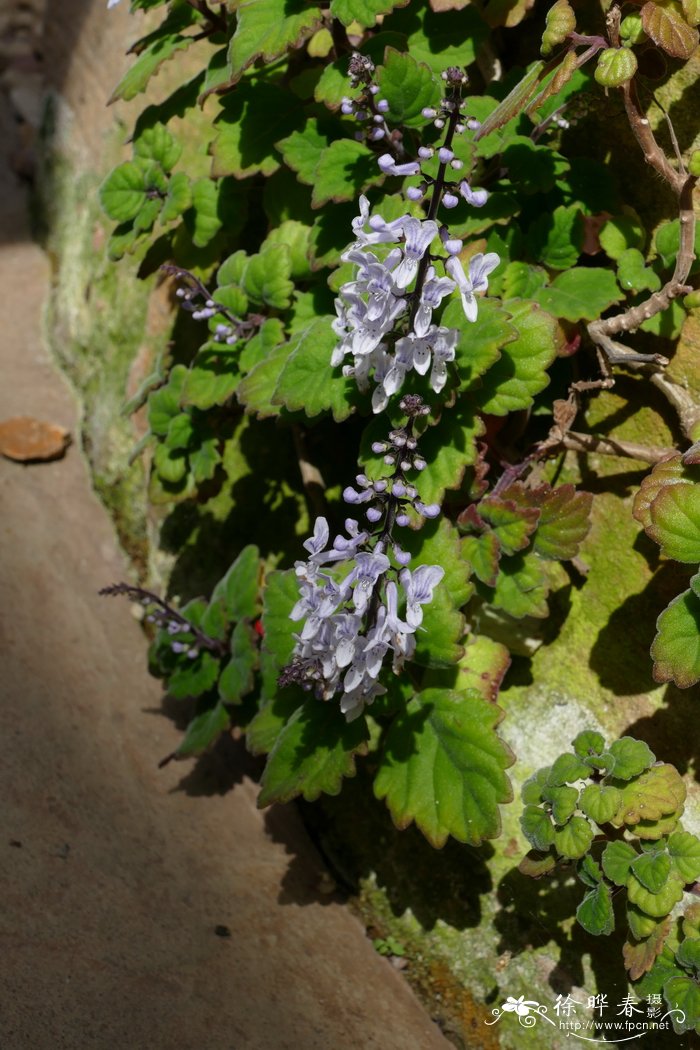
[0,8,448,1048]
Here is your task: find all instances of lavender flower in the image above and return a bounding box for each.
[446,252,500,323]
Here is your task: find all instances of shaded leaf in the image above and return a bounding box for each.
[176,701,231,758]
[273,317,364,422]
[623,918,672,980]
[577,882,615,936]
[375,47,441,127]
[311,139,381,208]
[602,840,638,886]
[228,0,323,82]
[521,804,556,850]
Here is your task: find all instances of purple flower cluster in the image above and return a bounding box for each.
[286,516,444,721]
[332,196,499,410]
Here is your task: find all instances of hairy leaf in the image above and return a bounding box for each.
[533,484,593,561]
[627,872,685,917]
[311,139,381,208]
[477,299,558,415]
[613,765,687,827]
[579,784,623,825]
[488,551,549,619]
[176,701,232,758]
[454,634,511,702]
[258,699,369,805]
[641,0,699,59]
[228,0,323,81]
[651,587,700,688]
[631,851,672,894]
[609,737,656,781]
[375,48,441,127]
[375,688,513,847]
[577,883,615,936]
[479,495,540,555]
[212,83,304,179]
[534,268,623,322]
[663,975,700,1034]
[273,317,364,421]
[553,816,594,859]
[623,918,672,980]
[602,840,638,886]
[647,482,700,562]
[668,831,700,883]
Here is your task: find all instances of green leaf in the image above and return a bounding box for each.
[374,48,441,127]
[176,701,231,758]
[521,804,556,850]
[311,139,380,208]
[262,220,313,280]
[647,482,700,563]
[663,975,700,1034]
[134,123,182,171]
[153,441,188,484]
[462,531,501,588]
[519,849,557,878]
[453,634,511,703]
[553,815,594,859]
[577,882,615,936]
[330,0,407,28]
[652,587,700,689]
[533,268,623,322]
[602,841,638,886]
[577,853,603,888]
[259,569,302,698]
[219,622,257,703]
[631,851,673,894]
[277,122,332,185]
[388,4,490,74]
[635,945,685,998]
[655,218,700,270]
[544,785,579,825]
[190,179,222,246]
[242,247,294,310]
[548,752,590,786]
[440,298,515,392]
[258,699,369,805]
[579,784,623,825]
[239,317,285,375]
[236,340,290,419]
[528,204,583,270]
[167,650,220,700]
[314,32,407,110]
[246,693,303,755]
[608,737,656,781]
[573,730,605,759]
[628,904,660,940]
[99,162,148,222]
[632,453,693,531]
[502,262,548,299]
[375,688,513,847]
[594,46,638,88]
[599,214,645,260]
[613,764,687,827]
[189,435,221,484]
[228,0,323,82]
[411,406,483,506]
[627,872,685,917]
[109,33,195,104]
[401,518,473,667]
[161,172,192,223]
[521,767,551,805]
[617,248,662,294]
[273,317,363,421]
[533,484,593,561]
[668,831,700,883]
[488,551,549,619]
[479,495,540,556]
[212,82,304,179]
[182,345,239,410]
[683,903,700,939]
[676,938,700,973]
[210,545,262,623]
[477,299,558,416]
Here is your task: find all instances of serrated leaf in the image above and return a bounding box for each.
[602,840,638,886]
[228,0,323,82]
[210,545,262,624]
[577,882,615,935]
[609,737,656,781]
[599,214,645,260]
[375,688,512,847]
[502,262,548,299]
[614,764,687,827]
[628,904,660,940]
[683,904,700,939]
[633,454,697,531]
[134,123,182,172]
[676,937,700,973]
[533,268,623,322]
[99,162,148,222]
[259,569,302,699]
[663,975,700,1034]
[219,621,258,703]
[479,495,540,555]
[488,551,549,619]
[519,850,557,877]
[440,298,515,392]
[631,851,673,894]
[647,482,700,563]
[617,248,662,294]
[401,518,473,667]
[190,179,222,246]
[635,945,684,998]
[258,699,369,806]
[580,784,623,825]
[242,247,294,310]
[548,752,590,786]
[314,32,407,110]
[109,33,195,104]
[161,172,191,223]
[273,317,363,421]
[167,650,221,700]
[330,0,407,27]
[311,139,380,208]
[627,872,685,917]
[189,435,221,484]
[544,784,579,824]
[374,47,441,127]
[651,588,700,689]
[182,345,239,410]
[392,4,490,74]
[573,730,606,759]
[410,406,484,506]
[246,693,303,755]
[528,204,583,270]
[534,485,593,561]
[276,122,331,185]
[578,853,603,887]
[462,531,501,587]
[477,299,558,416]
[623,918,672,980]
[262,221,313,280]
[521,767,551,805]
[212,82,304,180]
[641,0,699,59]
[236,340,290,419]
[521,804,556,850]
[554,816,594,859]
[176,701,231,758]
[683,0,700,25]
[153,441,188,484]
[668,831,700,883]
[454,634,511,702]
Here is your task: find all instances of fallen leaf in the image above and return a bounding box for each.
[0,416,70,462]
